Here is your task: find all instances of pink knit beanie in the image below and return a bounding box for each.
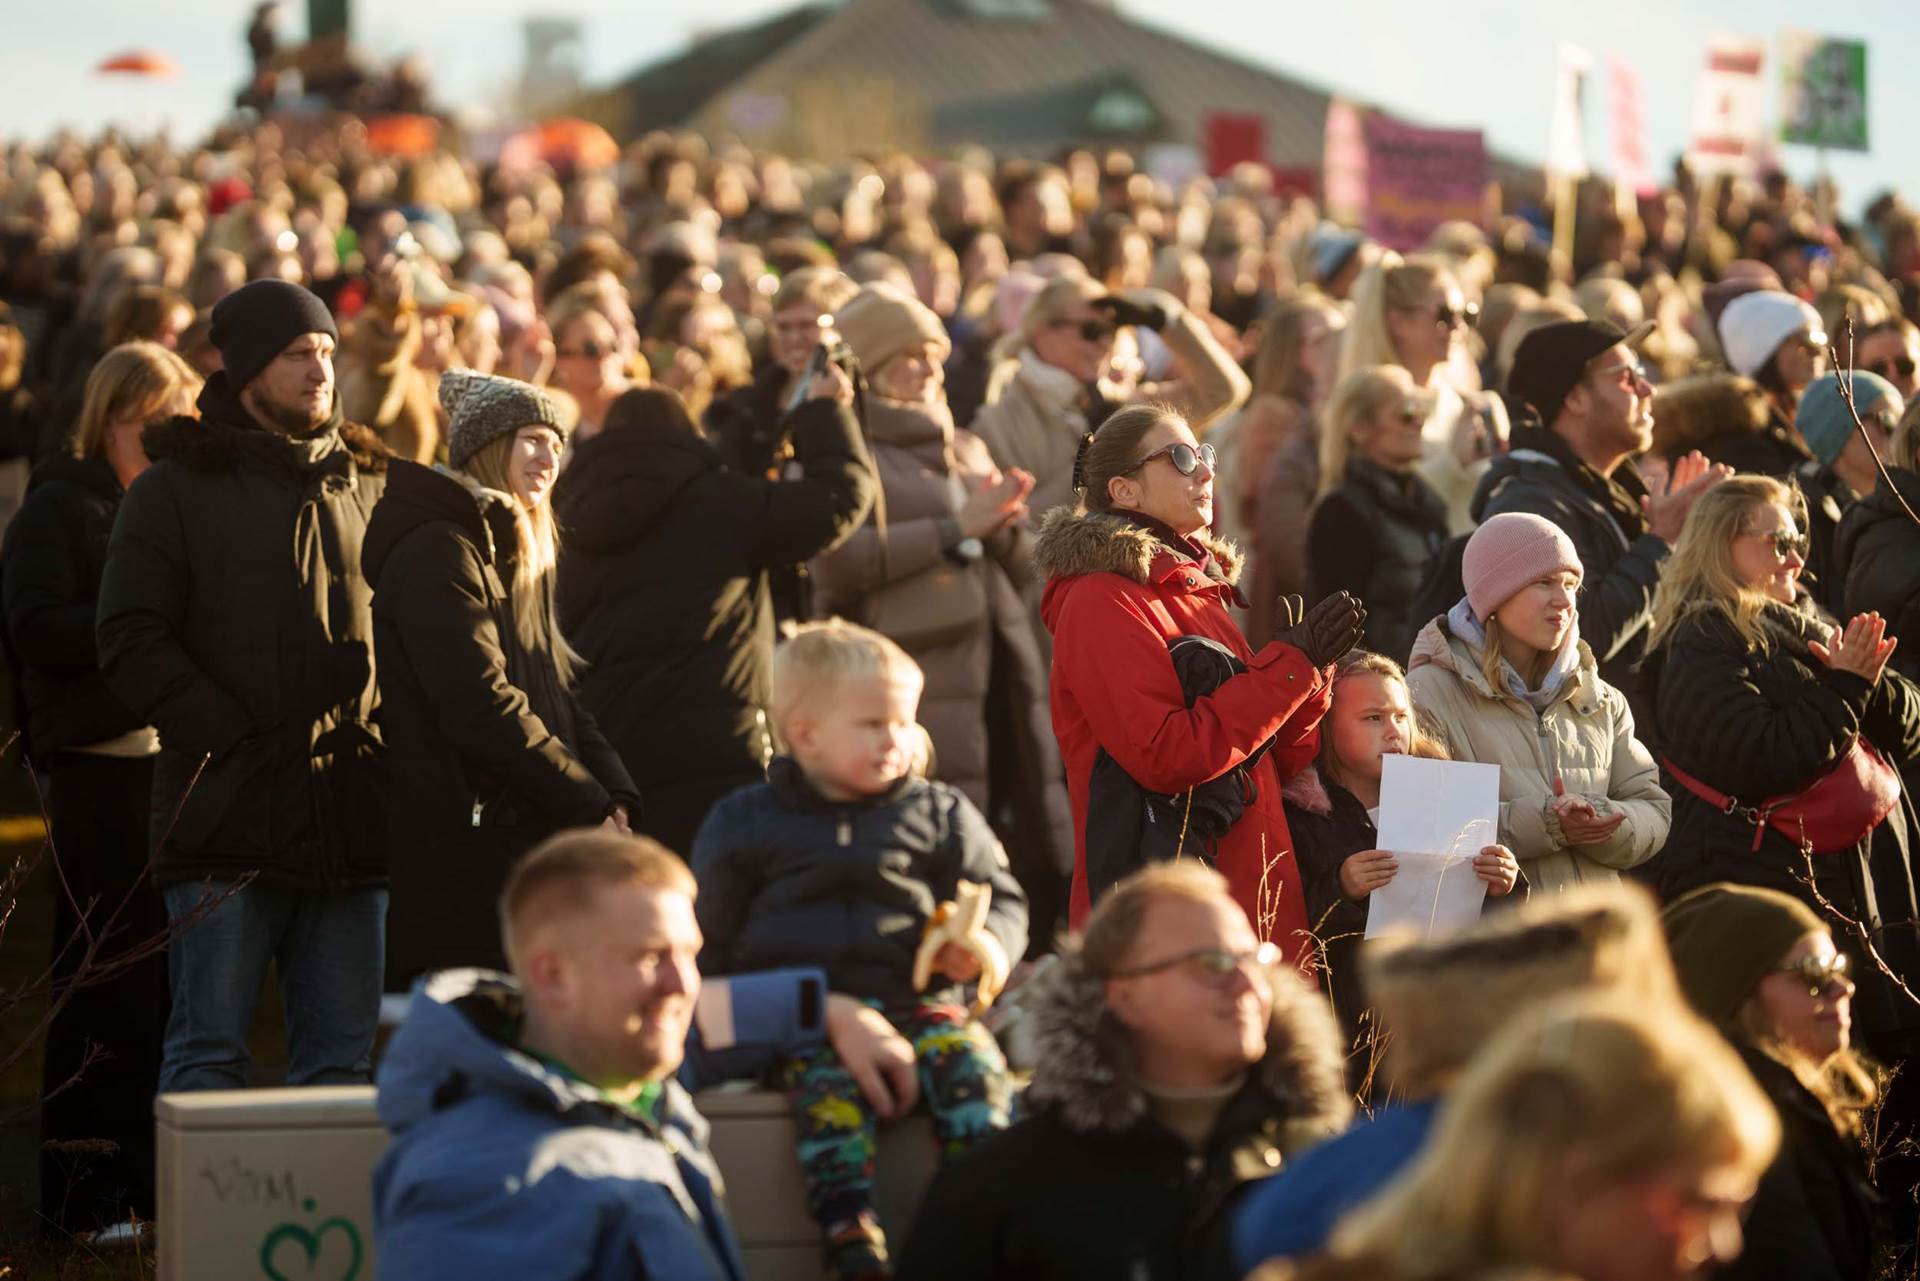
[1462,513,1583,619]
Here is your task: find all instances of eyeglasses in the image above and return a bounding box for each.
[1053,317,1117,343]
[558,340,611,360]
[1791,330,1831,354]
[1773,950,1851,997]
[1745,527,1809,561]
[1108,942,1280,985]
[1126,441,1216,476]
[1868,356,1916,381]
[1435,302,1481,330]
[1591,360,1651,388]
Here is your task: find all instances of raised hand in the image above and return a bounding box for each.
[1641,449,1733,544]
[1275,591,1367,668]
[1810,612,1898,685]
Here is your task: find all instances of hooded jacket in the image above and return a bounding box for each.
[373,970,746,1281]
[894,941,1351,1281]
[690,756,1027,1010]
[1832,466,1920,683]
[363,459,636,982]
[1404,615,1669,892]
[553,396,874,854]
[96,373,390,889]
[2,452,145,759]
[1641,602,1920,1046]
[1280,766,1377,1039]
[1036,507,1328,957]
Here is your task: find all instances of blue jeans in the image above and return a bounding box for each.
[159,881,387,1093]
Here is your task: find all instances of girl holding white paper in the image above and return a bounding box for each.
[1406,513,1671,893]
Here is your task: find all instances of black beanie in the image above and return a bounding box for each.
[209,279,339,391]
[1662,882,1826,1027]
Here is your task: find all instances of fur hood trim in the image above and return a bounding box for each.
[1023,937,1351,1142]
[1281,764,1335,817]
[141,412,392,477]
[1032,506,1243,586]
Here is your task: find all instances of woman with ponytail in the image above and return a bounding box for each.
[364,370,638,983]
[1034,400,1364,956]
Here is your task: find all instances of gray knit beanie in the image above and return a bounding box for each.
[439,370,567,468]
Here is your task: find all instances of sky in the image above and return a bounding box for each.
[6,0,1917,216]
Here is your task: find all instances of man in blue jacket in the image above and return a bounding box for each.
[373,828,918,1279]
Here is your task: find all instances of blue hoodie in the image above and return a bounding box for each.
[373,967,823,1280]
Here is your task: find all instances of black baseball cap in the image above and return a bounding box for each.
[1509,318,1655,425]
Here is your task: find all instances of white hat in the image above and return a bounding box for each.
[1718,290,1825,378]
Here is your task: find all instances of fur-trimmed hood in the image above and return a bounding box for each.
[1281,763,1336,817]
[1022,938,1351,1144]
[141,369,392,478]
[1032,505,1244,586]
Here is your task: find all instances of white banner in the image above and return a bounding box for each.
[1689,34,1768,176]
[1548,42,1592,180]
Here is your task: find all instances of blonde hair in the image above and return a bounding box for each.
[1648,475,1804,655]
[1318,365,1419,498]
[1076,860,1235,978]
[1337,253,1453,383]
[455,432,582,687]
[1361,882,1682,1097]
[771,266,858,317]
[1078,402,1186,514]
[1317,650,1449,791]
[769,619,924,743]
[500,830,694,969]
[1735,992,1879,1141]
[1326,995,1779,1276]
[1013,274,1107,357]
[70,341,201,461]
[1252,292,1344,407]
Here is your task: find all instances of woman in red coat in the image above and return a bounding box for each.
[1034,401,1365,962]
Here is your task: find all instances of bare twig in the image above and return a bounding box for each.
[1826,316,1920,533]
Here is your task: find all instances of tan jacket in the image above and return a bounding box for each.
[1404,616,1670,892]
[337,302,442,464]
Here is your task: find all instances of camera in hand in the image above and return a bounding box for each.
[785,331,861,414]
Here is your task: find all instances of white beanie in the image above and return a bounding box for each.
[1718,290,1824,378]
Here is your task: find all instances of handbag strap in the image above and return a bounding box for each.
[1660,755,1774,853]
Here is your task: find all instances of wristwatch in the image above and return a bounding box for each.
[947,536,985,564]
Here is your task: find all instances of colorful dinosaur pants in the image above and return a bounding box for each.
[778,1001,1012,1230]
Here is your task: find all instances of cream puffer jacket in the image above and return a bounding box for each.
[1403,615,1671,892]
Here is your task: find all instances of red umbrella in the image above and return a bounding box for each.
[96,50,181,78]
[498,118,620,175]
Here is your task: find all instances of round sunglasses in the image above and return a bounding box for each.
[1126,441,1216,476]
[1772,950,1851,998]
[1746,527,1810,561]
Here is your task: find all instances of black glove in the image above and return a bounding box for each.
[1092,294,1170,333]
[1274,591,1367,668]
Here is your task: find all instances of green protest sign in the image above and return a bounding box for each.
[1779,31,1868,151]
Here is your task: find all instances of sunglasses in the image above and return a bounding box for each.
[558,340,612,359]
[1869,356,1917,381]
[1435,302,1481,330]
[1772,950,1851,998]
[1791,330,1830,353]
[1746,527,1809,561]
[1054,317,1117,342]
[1108,942,1280,985]
[1591,360,1651,388]
[1127,441,1216,476]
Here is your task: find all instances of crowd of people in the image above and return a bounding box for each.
[5,113,1920,1279]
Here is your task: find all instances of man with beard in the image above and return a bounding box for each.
[98,278,393,1092]
[1434,319,1730,736]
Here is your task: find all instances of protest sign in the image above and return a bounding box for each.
[1688,34,1767,177]
[1779,31,1868,152]
[1321,99,1368,223]
[1361,115,1485,253]
[1609,55,1656,197]
[1548,42,1591,181]
[1365,755,1499,940]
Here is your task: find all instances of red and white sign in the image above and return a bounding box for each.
[1608,55,1656,196]
[1688,34,1768,176]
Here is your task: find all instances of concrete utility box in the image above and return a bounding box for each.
[156,1087,384,1281]
[155,1086,939,1281]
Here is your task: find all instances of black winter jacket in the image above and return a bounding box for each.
[2,454,144,760]
[96,376,390,889]
[1794,461,1858,616]
[1694,403,1816,477]
[1281,766,1375,1042]
[895,935,1350,1281]
[1833,466,1920,683]
[689,756,1026,1010]
[554,398,874,822]
[363,460,637,981]
[1720,1048,1879,1281]
[1305,459,1448,666]
[1643,604,1920,1047]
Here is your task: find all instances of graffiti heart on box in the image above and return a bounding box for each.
[259,1197,365,1281]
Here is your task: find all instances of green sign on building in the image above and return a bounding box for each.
[1779,30,1867,152]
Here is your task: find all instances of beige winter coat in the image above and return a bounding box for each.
[1404,616,1671,893]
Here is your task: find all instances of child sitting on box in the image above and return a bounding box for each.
[691,619,1027,1281]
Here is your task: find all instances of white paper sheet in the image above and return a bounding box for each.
[1365,754,1500,940]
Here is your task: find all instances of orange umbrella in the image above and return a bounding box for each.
[499,117,620,174]
[96,50,181,78]
[364,113,442,158]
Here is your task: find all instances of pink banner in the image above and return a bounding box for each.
[1608,56,1656,196]
[1360,115,1486,252]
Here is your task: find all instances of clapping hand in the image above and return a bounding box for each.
[1549,776,1625,846]
[1810,612,1898,686]
[1641,450,1733,544]
[1275,591,1367,668]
